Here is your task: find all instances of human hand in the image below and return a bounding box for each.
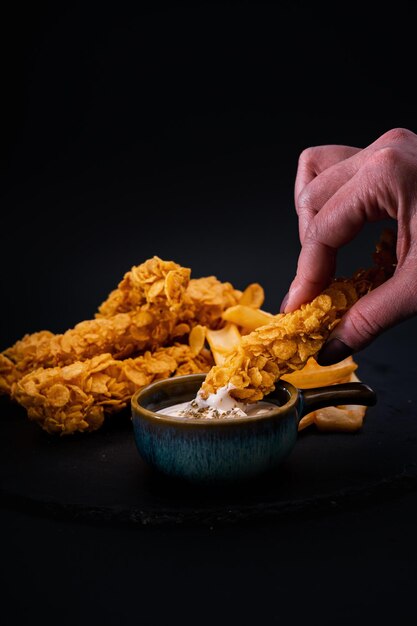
[282,128,417,365]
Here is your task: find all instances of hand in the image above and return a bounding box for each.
[282,128,417,364]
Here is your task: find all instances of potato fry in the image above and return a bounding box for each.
[222,305,274,332]
[282,356,357,389]
[189,324,206,355]
[298,412,315,431]
[238,283,265,308]
[298,372,368,432]
[205,323,242,366]
[313,404,366,432]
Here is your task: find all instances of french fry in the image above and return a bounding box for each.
[298,372,367,432]
[238,283,265,308]
[205,323,242,366]
[313,404,366,432]
[222,305,274,332]
[298,412,315,431]
[189,324,206,355]
[313,372,367,432]
[282,356,357,389]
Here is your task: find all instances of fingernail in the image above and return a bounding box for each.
[317,338,353,366]
[280,292,289,313]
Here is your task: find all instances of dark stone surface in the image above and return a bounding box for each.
[2,345,417,527]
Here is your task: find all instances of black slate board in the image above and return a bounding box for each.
[1,356,417,526]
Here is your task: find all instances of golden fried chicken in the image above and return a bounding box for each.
[96,256,190,317]
[2,309,193,388]
[97,256,242,328]
[13,344,213,435]
[0,257,242,392]
[182,276,242,328]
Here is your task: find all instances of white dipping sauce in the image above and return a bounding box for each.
[157,398,278,419]
[156,385,279,419]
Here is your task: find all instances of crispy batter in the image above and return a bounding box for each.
[201,282,356,401]
[97,255,241,326]
[201,231,397,403]
[0,259,241,392]
[182,277,242,328]
[99,267,242,329]
[13,345,213,435]
[0,353,19,395]
[97,256,191,317]
[2,310,193,384]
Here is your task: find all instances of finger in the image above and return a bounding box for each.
[317,270,417,364]
[296,129,417,207]
[295,129,415,244]
[296,150,363,243]
[286,172,371,312]
[283,238,339,312]
[294,144,361,205]
[285,157,395,313]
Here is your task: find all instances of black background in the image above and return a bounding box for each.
[3,0,417,345]
[2,2,417,624]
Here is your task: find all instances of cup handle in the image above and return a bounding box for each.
[299,382,377,420]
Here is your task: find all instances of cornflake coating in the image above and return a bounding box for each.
[98,263,242,331]
[182,277,242,328]
[201,230,397,403]
[0,259,242,392]
[201,282,355,402]
[97,256,191,317]
[0,353,20,395]
[13,345,213,435]
[3,311,191,380]
[1,259,192,387]
[0,332,56,394]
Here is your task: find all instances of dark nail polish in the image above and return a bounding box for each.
[280,293,289,313]
[317,338,353,366]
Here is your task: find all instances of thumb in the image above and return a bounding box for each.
[317,272,416,365]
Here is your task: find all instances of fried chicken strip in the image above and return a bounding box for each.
[201,230,397,403]
[0,258,189,392]
[1,308,189,391]
[96,256,191,316]
[182,276,243,328]
[13,344,213,435]
[97,258,242,329]
[1,257,242,393]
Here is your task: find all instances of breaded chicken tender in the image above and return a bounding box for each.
[97,256,242,328]
[201,230,397,403]
[182,276,242,328]
[13,345,213,435]
[2,309,193,387]
[0,257,241,392]
[96,256,191,317]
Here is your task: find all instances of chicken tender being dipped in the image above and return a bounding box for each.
[199,230,396,407]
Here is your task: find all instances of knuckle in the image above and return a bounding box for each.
[297,186,314,212]
[298,146,317,168]
[370,145,402,170]
[381,127,414,144]
[347,306,384,345]
[303,218,321,244]
[297,269,324,288]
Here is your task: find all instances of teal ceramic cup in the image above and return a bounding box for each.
[131,373,376,484]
